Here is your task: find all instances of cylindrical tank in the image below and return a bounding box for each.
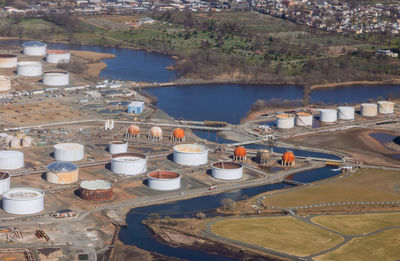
[361,103,378,117]
[0,54,17,68]
[111,153,147,175]
[148,171,181,191]
[0,76,10,92]
[17,61,42,77]
[211,161,243,180]
[173,144,208,166]
[10,136,21,148]
[108,141,128,154]
[43,71,69,86]
[54,143,84,162]
[21,136,32,147]
[0,172,10,195]
[0,151,24,170]
[46,161,79,184]
[79,180,113,201]
[46,50,70,64]
[257,150,270,164]
[5,135,13,146]
[337,106,355,120]
[276,114,295,129]
[319,109,337,123]
[2,188,44,215]
[295,112,313,126]
[23,41,47,56]
[377,101,394,114]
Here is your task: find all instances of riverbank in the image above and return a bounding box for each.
[310,79,400,90]
[70,50,115,76]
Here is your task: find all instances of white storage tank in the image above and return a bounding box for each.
[23,41,47,56]
[173,144,208,166]
[0,54,17,68]
[377,101,394,114]
[17,61,42,77]
[276,114,295,129]
[0,76,10,92]
[295,112,313,126]
[337,106,355,120]
[2,188,44,215]
[0,172,10,195]
[211,161,243,180]
[361,103,378,117]
[46,50,70,64]
[148,170,181,191]
[43,71,69,86]
[319,109,337,123]
[0,151,24,170]
[46,161,79,184]
[108,141,128,154]
[54,143,84,162]
[111,153,147,175]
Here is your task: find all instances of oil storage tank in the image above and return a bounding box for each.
[111,153,147,175]
[108,141,128,154]
[0,151,24,170]
[276,114,295,129]
[2,188,44,215]
[46,50,70,64]
[43,71,69,86]
[361,103,378,117]
[0,54,17,68]
[211,161,243,180]
[377,101,394,114]
[17,61,42,77]
[79,180,112,201]
[295,112,313,126]
[54,143,84,162]
[46,161,78,184]
[148,170,181,191]
[23,41,47,56]
[0,76,11,91]
[173,144,208,166]
[319,109,337,123]
[0,172,10,195]
[338,106,355,120]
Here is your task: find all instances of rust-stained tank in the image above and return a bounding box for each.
[257,150,270,165]
[0,54,17,68]
[79,180,112,201]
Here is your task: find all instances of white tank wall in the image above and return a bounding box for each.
[320,109,337,123]
[361,103,378,117]
[295,114,313,126]
[173,144,208,166]
[0,55,17,68]
[148,177,181,191]
[211,164,243,180]
[276,116,295,129]
[111,155,147,175]
[54,143,84,162]
[378,101,394,114]
[23,45,46,56]
[337,106,355,120]
[43,72,69,86]
[0,77,10,91]
[0,174,10,195]
[2,188,44,215]
[0,151,24,170]
[109,142,128,154]
[17,61,42,77]
[46,52,70,64]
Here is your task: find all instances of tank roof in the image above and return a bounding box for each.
[173,144,208,153]
[47,49,69,54]
[54,143,84,150]
[212,161,242,169]
[148,170,180,179]
[0,150,23,159]
[80,180,112,190]
[23,41,46,47]
[0,54,17,58]
[3,188,44,200]
[47,161,78,172]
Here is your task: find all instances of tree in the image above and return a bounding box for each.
[221,198,236,211]
[195,212,206,219]
[145,213,160,224]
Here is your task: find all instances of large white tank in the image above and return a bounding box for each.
[23,41,47,56]
[46,50,70,64]
[9,136,21,148]
[319,109,337,123]
[0,172,10,195]
[0,151,24,170]
[0,54,17,68]
[361,103,378,117]
[111,153,147,175]
[54,143,84,162]
[377,101,394,114]
[276,114,295,129]
[46,161,79,184]
[148,170,181,191]
[108,141,128,154]
[17,61,42,77]
[295,112,313,126]
[173,144,208,166]
[43,71,69,86]
[0,76,10,92]
[21,136,32,147]
[211,161,243,180]
[337,106,355,120]
[2,188,44,215]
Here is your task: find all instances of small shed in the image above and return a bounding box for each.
[127,101,145,114]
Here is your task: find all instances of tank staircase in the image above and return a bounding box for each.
[282,179,306,186]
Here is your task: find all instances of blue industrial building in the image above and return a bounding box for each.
[127,101,145,114]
